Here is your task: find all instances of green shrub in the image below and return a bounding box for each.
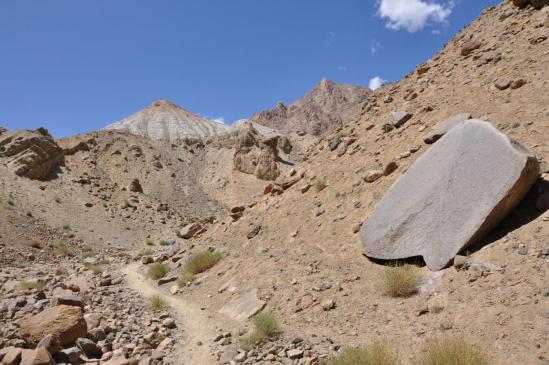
[414,338,489,365]
[54,197,62,203]
[185,251,223,275]
[328,342,399,365]
[149,295,168,311]
[61,223,72,231]
[55,267,69,276]
[159,240,171,246]
[145,239,155,246]
[139,248,153,257]
[6,198,14,206]
[147,262,169,280]
[26,210,33,217]
[240,311,281,350]
[379,264,419,298]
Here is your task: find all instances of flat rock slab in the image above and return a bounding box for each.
[218,288,266,321]
[361,120,539,270]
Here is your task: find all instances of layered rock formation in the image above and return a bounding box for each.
[0,128,64,180]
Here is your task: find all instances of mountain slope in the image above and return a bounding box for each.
[251,79,370,135]
[104,99,234,140]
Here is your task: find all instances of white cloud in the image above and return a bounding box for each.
[377,0,453,33]
[210,117,226,125]
[337,66,347,72]
[369,76,385,91]
[370,40,381,54]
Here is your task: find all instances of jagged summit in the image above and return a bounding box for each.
[104,99,234,141]
[251,79,370,135]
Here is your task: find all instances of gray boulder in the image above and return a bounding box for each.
[361,120,539,270]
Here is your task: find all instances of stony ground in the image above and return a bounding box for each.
[1,1,549,365]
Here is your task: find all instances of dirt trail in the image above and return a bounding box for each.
[121,263,219,365]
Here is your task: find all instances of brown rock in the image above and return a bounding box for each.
[19,305,87,346]
[19,348,54,365]
[233,127,280,180]
[383,161,398,176]
[495,79,511,90]
[179,223,203,239]
[512,0,530,6]
[461,40,482,56]
[510,78,527,89]
[361,120,539,270]
[128,178,143,193]
[2,347,22,365]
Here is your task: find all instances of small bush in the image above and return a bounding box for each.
[314,178,327,192]
[20,280,46,291]
[380,264,419,298]
[328,342,399,365]
[149,295,168,311]
[54,197,62,203]
[139,248,153,257]
[86,264,104,275]
[122,199,131,208]
[26,210,33,218]
[55,267,69,276]
[147,262,170,280]
[414,338,489,365]
[336,131,348,139]
[145,239,155,246]
[177,271,194,287]
[159,240,171,246]
[185,251,223,275]
[61,223,72,231]
[29,237,42,249]
[6,198,14,206]
[240,311,281,350]
[52,241,71,256]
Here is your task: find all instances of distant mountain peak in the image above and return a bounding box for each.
[251,79,370,135]
[104,100,233,141]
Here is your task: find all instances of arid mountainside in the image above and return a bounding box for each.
[251,79,371,136]
[1,2,548,365]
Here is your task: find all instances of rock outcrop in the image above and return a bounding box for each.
[19,305,87,346]
[251,79,370,136]
[0,128,64,180]
[361,120,539,270]
[233,127,280,181]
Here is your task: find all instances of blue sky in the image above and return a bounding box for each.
[0,0,500,138]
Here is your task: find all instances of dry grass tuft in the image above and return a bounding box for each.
[380,264,419,298]
[55,267,69,276]
[314,178,327,192]
[29,237,42,249]
[184,251,223,275]
[86,264,104,275]
[147,262,170,280]
[145,239,155,246]
[19,280,46,291]
[414,338,490,365]
[177,271,194,287]
[240,311,281,351]
[52,241,71,256]
[149,295,168,311]
[328,342,399,365]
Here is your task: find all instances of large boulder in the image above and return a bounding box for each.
[0,128,64,179]
[423,113,472,144]
[361,120,539,270]
[233,127,281,181]
[19,305,87,346]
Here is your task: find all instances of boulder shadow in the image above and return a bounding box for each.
[465,177,548,254]
[368,256,426,268]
